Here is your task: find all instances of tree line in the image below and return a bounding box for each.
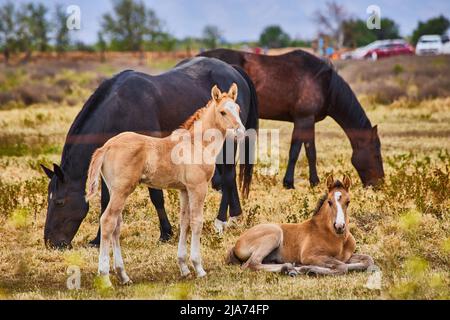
[1,0,449,64]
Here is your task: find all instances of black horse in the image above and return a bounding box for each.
[41,57,258,249]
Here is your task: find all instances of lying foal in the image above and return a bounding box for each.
[86,83,245,285]
[227,175,374,276]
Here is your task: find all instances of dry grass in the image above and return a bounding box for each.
[0,55,449,300]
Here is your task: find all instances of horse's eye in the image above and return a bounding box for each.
[328,200,333,206]
[220,111,226,116]
[55,199,65,206]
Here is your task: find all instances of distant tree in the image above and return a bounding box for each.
[25,3,50,52]
[259,25,291,48]
[0,2,16,64]
[343,17,400,48]
[411,15,450,44]
[374,18,400,40]
[202,25,222,49]
[54,5,71,55]
[97,31,107,62]
[313,1,349,49]
[101,0,161,51]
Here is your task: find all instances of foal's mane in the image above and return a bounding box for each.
[180,105,209,130]
[312,180,344,216]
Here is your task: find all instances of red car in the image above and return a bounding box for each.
[364,42,414,60]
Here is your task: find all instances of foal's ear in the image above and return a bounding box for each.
[228,83,238,101]
[342,175,352,190]
[326,174,334,191]
[211,85,221,102]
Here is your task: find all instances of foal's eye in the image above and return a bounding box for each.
[346,200,350,206]
[220,111,226,116]
[328,200,333,206]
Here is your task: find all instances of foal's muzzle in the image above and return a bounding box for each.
[334,223,345,234]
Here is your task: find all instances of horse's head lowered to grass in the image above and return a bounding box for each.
[350,125,384,187]
[41,163,88,249]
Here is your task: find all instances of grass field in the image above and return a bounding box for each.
[0,54,449,299]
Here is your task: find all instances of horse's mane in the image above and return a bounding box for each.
[312,180,344,216]
[61,70,132,164]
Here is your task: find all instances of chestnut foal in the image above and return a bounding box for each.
[86,84,245,285]
[228,175,374,276]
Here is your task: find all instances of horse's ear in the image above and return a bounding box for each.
[53,163,65,183]
[371,125,378,140]
[228,83,238,101]
[41,164,54,179]
[211,85,221,102]
[326,174,334,191]
[342,175,352,191]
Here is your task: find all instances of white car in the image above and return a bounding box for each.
[415,35,444,55]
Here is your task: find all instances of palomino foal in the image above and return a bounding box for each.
[228,175,374,276]
[86,83,245,285]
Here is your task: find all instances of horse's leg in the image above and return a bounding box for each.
[215,177,229,235]
[177,190,191,277]
[89,178,109,247]
[98,193,126,286]
[112,213,131,285]
[148,188,173,242]
[211,165,222,191]
[302,116,319,187]
[187,183,208,277]
[283,118,304,189]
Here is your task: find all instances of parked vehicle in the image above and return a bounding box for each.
[343,39,414,60]
[416,34,450,55]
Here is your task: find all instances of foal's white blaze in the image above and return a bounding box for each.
[334,191,345,227]
[224,100,245,136]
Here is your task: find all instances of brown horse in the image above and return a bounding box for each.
[199,49,384,189]
[227,174,374,276]
[86,84,245,285]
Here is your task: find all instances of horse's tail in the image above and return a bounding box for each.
[226,246,242,265]
[232,65,258,199]
[86,146,107,200]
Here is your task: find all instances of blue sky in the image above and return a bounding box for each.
[4,0,450,43]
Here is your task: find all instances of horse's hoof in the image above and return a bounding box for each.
[96,274,113,289]
[283,180,295,189]
[309,178,320,187]
[158,233,172,243]
[88,239,100,248]
[228,216,241,228]
[214,219,227,235]
[180,266,191,278]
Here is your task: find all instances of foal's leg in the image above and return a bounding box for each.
[89,178,109,247]
[301,255,349,274]
[177,190,191,277]
[187,183,208,277]
[112,213,131,284]
[149,188,173,242]
[345,254,375,272]
[98,193,127,286]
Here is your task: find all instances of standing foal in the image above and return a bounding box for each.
[228,175,374,276]
[86,83,245,285]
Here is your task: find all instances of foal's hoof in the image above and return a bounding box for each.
[283,179,295,189]
[120,277,133,286]
[196,269,207,278]
[214,219,227,235]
